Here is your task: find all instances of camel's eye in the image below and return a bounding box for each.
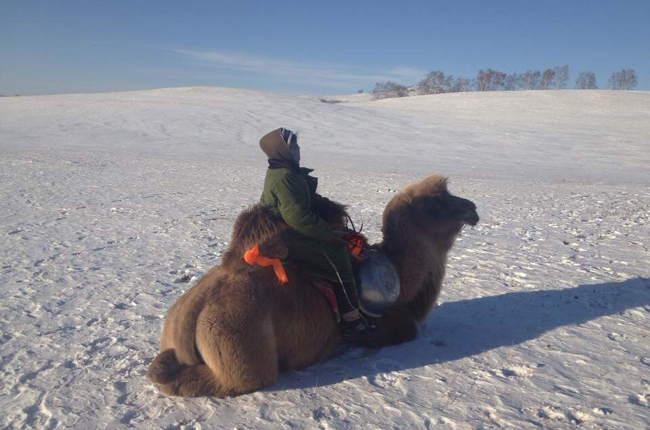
[423,196,444,214]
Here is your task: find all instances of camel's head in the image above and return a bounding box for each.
[383,175,479,248]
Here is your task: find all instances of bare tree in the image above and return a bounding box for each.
[373,81,409,99]
[450,77,472,93]
[521,70,541,90]
[607,69,638,90]
[552,65,570,89]
[476,69,490,91]
[504,73,522,91]
[575,71,598,89]
[622,69,638,89]
[417,71,447,95]
[476,69,509,91]
[490,70,507,91]
[540,68,556,89]
[442,75,455,93]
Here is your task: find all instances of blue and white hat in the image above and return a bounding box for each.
[280,128,300,164]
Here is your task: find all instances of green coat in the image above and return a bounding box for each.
[260,167,354,288]
[260,167,333,241]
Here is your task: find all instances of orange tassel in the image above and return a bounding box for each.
[342,232,365,257]
[243,244,289,284]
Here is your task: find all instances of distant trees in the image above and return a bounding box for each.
[417,71,473,95]
[607,69,638,90]
[521,70,541,90]
[503,73,520,91]
[450,77,474,93]
[477,66,568,92]
[575,71,598,89]
[417,70,447,94]
[552,65,570,89]
[476,69,507,91]
[476,69,492,91]
[539,68,554,89]
[373,81,408,99]
[370,65,638,99]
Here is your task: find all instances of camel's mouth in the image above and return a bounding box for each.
[453,197,479,226]
[462,210,480,226]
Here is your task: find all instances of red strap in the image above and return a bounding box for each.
[313,279,340,322]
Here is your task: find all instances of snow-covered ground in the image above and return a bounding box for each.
[1,88,649,429]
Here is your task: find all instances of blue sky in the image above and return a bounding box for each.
[1,0,648,95]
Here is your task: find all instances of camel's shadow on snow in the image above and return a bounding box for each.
[271,277,650,392]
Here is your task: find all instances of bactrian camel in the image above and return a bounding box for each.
[147,175,479,397]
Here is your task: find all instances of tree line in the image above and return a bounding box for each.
[373,66,639,99]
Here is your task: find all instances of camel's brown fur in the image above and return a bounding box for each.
[147,175,478,397]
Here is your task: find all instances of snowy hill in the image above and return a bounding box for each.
[1,88,649,429]
[2,88,648,184]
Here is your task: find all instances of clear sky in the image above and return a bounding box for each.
[1,0,648,96]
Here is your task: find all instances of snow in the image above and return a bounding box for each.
[1,87,649,429]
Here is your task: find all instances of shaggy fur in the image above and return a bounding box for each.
[147,174,478,397]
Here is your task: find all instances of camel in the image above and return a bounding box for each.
[147,175,479,397]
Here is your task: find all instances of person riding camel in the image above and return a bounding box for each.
[259,127,374,342]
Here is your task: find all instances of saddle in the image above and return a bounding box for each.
[297,248,401,321]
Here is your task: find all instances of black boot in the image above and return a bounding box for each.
[341,318,376,342]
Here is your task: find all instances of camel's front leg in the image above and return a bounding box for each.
[359,307,417,349]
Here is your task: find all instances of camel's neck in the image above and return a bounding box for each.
[380,227,452,322]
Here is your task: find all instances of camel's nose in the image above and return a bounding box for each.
[464,209,480,226]
[456,198,479,226]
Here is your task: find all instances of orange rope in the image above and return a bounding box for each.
[243,244,289,284]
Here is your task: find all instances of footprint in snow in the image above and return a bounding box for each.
[567,409,594,425]
[368,371,409,390]
[372,358,401,372]
[18,361,54,385]
[170,268,196,283]
[628,393,649,407]
[312,405,347,422]
[430,338,446,347]
[424,415,457,429]
[485,408,506,427]
[592,407,614,416]
[494,364,541,378]
[607,332,632,342]
[537,406,593,425]
[641,379,650,390]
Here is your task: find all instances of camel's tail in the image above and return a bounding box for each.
[146,349,182,384]
[146,348,230,397]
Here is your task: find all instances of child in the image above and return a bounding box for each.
[259,128,373,341]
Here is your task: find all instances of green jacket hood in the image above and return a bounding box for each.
[260,128,293,162]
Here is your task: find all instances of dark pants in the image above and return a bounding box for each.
[284,231,359,315]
